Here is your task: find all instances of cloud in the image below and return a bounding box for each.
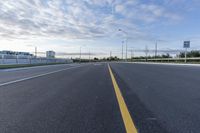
[0,0,186,41]
[115,1,182,23]
[115,4,124,13]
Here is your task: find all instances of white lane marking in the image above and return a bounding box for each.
[93,63,102,66]
[1,64,77,72]
[0,65,85,87]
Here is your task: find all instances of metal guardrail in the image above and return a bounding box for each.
[132,57,200,62]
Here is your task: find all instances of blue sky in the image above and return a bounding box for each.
[0,0,200,58]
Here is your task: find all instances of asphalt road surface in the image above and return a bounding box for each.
[1,63,200,133]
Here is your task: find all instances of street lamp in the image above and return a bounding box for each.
[79,46,81,63]
[118,29,128,61]
[154,39,163,58]
[155,41,158,58]
[88,49,91,62]
[122,41,124,60]
[35,46,37,58]
[79,45,88,63]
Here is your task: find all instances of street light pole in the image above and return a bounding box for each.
[155,41,157,58]
[118,29,128,61]
[131,49,133,59]
[79,47,81,63]
[122,41,124,60]
[110,51,112,61]
[126,39,128,60]
[89,49,91,62]
[35,46,37,58]
[145,45,149,62]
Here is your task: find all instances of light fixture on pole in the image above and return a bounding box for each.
[118,29,128,61]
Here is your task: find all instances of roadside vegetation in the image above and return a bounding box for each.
[73,51,200,64]
[179,51,200,58]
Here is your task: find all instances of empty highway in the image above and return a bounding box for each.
[1,63,200,133]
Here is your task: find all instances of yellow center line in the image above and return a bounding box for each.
[108,64,138,133]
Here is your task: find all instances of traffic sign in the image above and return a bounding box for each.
[183,41,190,48]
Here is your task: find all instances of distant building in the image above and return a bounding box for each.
[0,50,33,58]
[46,51,55,58]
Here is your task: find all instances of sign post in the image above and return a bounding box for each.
[183,41,190,63]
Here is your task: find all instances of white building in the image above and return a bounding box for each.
[46,51,55,58]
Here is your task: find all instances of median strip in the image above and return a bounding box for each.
[108,64,138,133]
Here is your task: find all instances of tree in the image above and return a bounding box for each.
[179,51,200,58]
[94,57,99,60]
[187,51,200,57]
[161,53,171,58]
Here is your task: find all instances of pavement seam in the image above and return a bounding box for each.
[108,64,138,133]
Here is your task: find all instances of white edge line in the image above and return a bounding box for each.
[0,65,85,87]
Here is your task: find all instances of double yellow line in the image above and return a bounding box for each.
[108,64,138,133]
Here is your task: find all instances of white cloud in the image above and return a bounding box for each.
[0,0,185,41]
[115,4,124,13]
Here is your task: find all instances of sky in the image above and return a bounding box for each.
[0,0,200,58]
